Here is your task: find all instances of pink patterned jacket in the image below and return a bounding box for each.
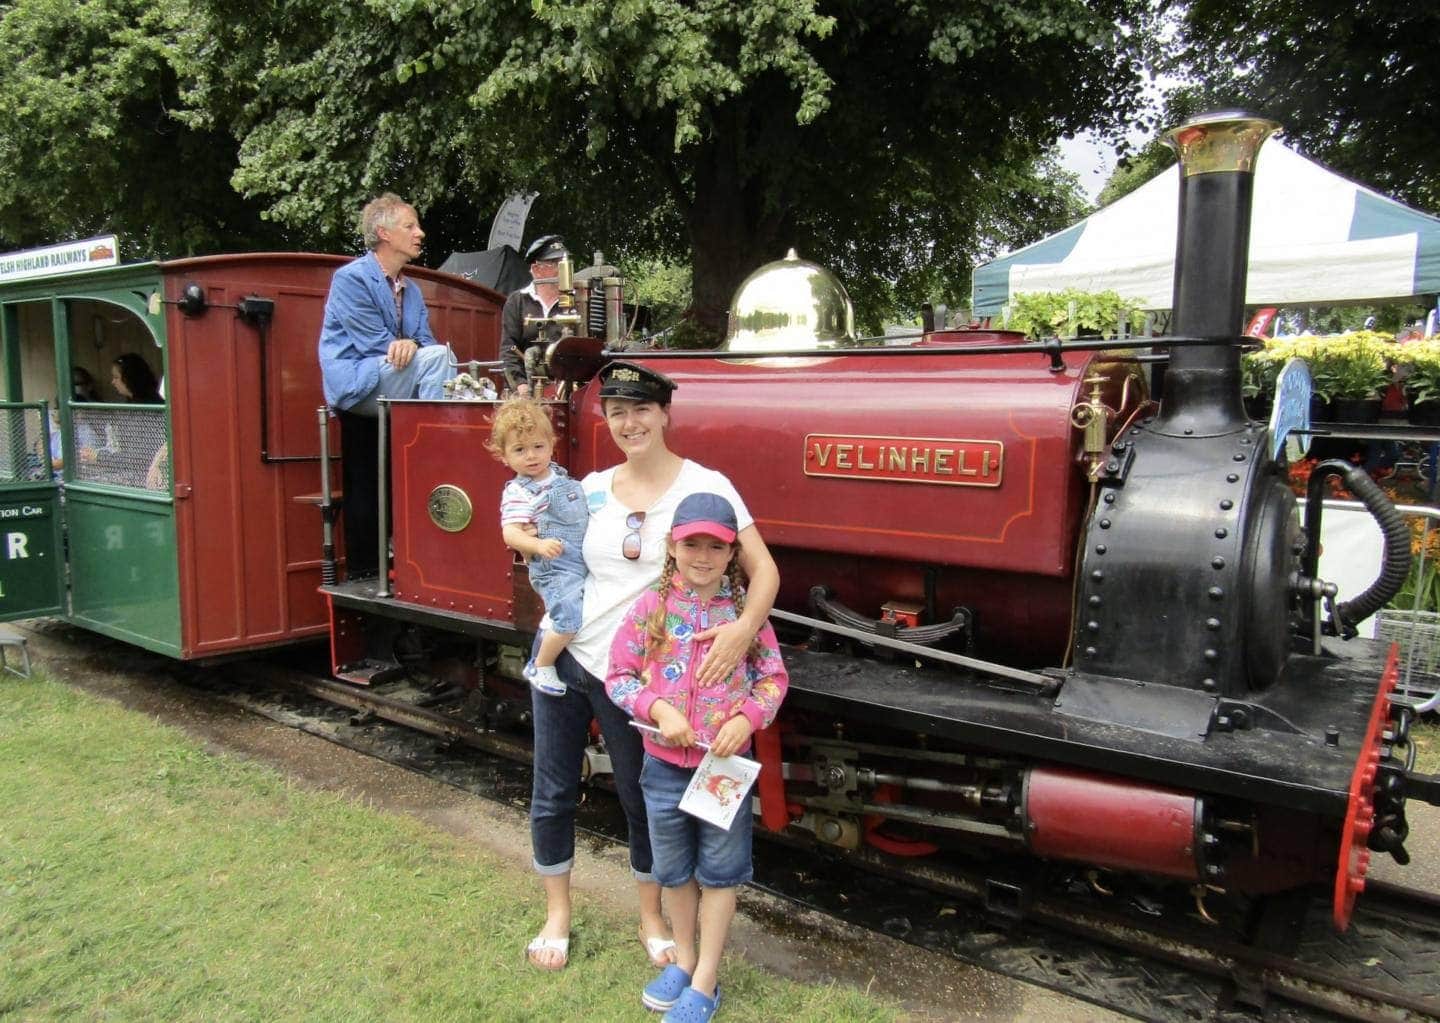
[606,577,788,769]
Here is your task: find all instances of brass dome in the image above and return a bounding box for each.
[723,249,856,352]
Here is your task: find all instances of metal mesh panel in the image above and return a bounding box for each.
[1376,608,1440,696]
[71,405,168,491]
[0,406,52,482]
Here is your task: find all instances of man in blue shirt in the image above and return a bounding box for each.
[318,193,450,414]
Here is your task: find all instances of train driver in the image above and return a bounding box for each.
[317,193,449,416]
[499,234,569,398]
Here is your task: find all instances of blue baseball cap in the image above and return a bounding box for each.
[671,492,738,543]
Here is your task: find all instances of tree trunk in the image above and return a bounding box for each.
[683,105,785,344]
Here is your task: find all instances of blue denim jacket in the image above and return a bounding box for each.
[317,253,439,410]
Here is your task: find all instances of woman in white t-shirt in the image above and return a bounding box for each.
[524,360,780,972]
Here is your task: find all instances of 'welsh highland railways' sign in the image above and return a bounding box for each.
[0,236,119,284]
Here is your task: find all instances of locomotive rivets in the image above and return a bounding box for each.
[1112,440,1127,452]
[1106,460,1120,473]
[1206,617,1220,630]
[1219,499,1233,510]
[1226,473,1239,483]
[1211,556,1226,569]
[1095,544,1107,554]
[1240,436,1252,446]
[1233,453,1246,462]
[1084,646,1097,658]
[1091,570,1104,582]
[1088,595,1102,607]
[1204,648,1219,661]
[1099,518,1111,529]
[1184,428,1194,436]
[1103,492,1116,504]
[1202,678,1217,690]
[1214,527,1228,539]
[1086,620,1100,632]
[1208,586,1224,600]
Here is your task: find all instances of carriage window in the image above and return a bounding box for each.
[65,299,167,492]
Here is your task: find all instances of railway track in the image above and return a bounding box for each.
[207,661,1440,1023]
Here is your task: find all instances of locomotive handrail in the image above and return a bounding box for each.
[768,607,1058,693]
[613,335,1259,358]
[609,334,1259,372]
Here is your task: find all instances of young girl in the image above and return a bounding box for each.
[606,492,788,1022]
[487,398,588,696]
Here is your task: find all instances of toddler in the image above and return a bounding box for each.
[487,398,588,696]
[606,492,788,1022]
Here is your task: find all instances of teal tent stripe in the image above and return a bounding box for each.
[1349,191,1440,296]
[972,221,1087,316]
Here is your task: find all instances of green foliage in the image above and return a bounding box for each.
[1095,138,1176,207]
[1166,0,1440,214]
[624,256,693,333]
[0,0,285,255]
[1002,289,1147,340]
[180,0,1154,325]
[0,673,900,1022]
[1259,332,1395,401]
[1396,340,1440,405]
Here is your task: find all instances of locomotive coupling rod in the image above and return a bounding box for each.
[769,608,1056,692]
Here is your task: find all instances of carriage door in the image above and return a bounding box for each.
[58,286,179,655]
[0,303,66,620]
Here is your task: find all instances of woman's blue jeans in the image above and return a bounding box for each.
[529,643,654,879]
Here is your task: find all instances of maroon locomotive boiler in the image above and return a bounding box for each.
[320,113,1419,931]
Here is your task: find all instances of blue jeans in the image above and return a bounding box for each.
[346,344,452,415]
[530,643,653,879]
[641,755,754,889]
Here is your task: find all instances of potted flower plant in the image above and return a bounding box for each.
[1397,339,1440,427]
[1303,331,1393,422]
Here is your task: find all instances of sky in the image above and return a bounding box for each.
[1058,132,1124,202]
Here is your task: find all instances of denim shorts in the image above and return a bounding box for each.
[530,558,585,633]
[641,754,753,889]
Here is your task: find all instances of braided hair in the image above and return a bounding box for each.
[644,547,762,663]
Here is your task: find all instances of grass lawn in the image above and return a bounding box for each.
[0,673,897,1023]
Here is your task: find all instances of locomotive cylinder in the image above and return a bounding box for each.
[1023,767,1202,881]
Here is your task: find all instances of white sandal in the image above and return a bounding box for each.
[526,934,570,971]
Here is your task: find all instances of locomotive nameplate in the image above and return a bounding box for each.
[427,484,474,532]
[803,434,1003,487]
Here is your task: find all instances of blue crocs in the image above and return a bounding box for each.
[641,964,691,1012]
[662,986,721,1023]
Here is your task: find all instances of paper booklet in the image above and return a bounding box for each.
[629,721,762,831]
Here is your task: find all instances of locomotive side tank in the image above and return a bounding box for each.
[570,349,1147,666]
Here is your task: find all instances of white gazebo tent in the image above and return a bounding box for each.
[972,141,1440,317]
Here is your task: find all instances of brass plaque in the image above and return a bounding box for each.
[803,433,1004,487]
[427,484,473,532]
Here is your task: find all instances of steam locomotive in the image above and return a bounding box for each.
[0,111,1414,934]
[315,112,1419,931]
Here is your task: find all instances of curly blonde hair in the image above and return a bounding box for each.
[484,397,556,462]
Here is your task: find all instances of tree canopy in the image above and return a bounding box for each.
[1163,0,1440,214]
[0,0,1158,332]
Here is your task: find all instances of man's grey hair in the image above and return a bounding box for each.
[360,193,414,251]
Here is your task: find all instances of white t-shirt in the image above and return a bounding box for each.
[556,459,753,680]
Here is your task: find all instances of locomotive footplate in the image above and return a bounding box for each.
[321,578,524,645]
[780,637,1397,817]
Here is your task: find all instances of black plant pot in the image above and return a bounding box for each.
[1410,400,1440,428]
[1309,395,1334,422]
[1243,395,1273,421]
[1330,397,1383,424]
